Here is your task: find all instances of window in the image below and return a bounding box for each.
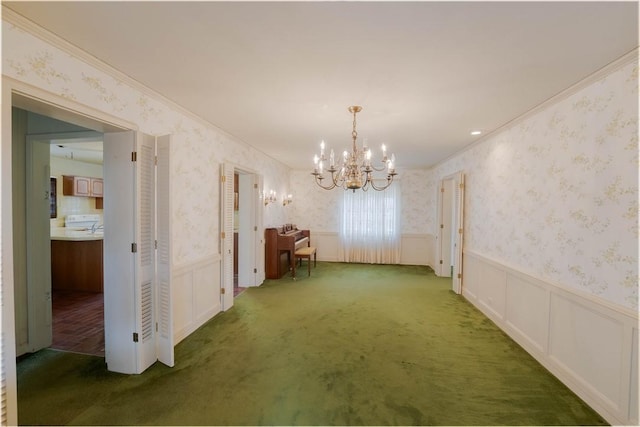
[339,182,401,264]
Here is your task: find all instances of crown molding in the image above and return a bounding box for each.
[1,5,288,168]
[430,46,639,171]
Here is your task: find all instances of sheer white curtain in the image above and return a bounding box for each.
[339,182,401,264]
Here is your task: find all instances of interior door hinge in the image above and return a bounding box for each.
[441,187,445,193]
[131,152,137,162]
[221,175,226,183]
[221,287,226,295]
[254,183,258,189]
[221,232,226,239]
[440,224,444,229]
[459,183,465,189]
[133,332,139,342]
[155,240,158,249]
[439,260,443,265]
[457,273,462,279]
[459,228,463,234]
[254,268,257,274]
[131,243,137,253]
[254,226,257,231]
[156,322,158,332]
[155,156,158,166]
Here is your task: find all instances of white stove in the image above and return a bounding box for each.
[65,214,101,229]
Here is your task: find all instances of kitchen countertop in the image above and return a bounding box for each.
[51,227,103,241]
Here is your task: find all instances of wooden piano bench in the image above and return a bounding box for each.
[294,246,317,277]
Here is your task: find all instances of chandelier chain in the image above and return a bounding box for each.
[352,109,358,144]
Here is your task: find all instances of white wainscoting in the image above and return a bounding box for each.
[463,250,638,426]
[172,254,222,345]
[311,232,341,262]
[309,232,435,267]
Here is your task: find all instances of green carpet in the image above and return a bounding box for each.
[17,262,607,426]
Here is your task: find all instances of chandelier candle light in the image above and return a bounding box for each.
[312,106,397,191]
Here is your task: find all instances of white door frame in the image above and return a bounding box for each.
[1,78,137,425]
[220,163,264,310]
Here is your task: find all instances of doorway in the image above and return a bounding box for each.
[436,171,465,294]
[221,164,264,311]
[15,107,110,358]
[233,173,245,297]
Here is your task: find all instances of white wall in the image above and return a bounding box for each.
[433,55,638,425]
[432,56,638,311]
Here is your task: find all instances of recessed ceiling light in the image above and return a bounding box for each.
[470,130,482,136]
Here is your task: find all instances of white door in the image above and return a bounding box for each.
[254,174,265,285]
[438,179,453,277]
[104,130,138,373]
[25,139,52,352]
[104,131,172,374]
[155,135,174,367]
[452,173,465,294]
[237,174,254,286]
[220,163,235,310]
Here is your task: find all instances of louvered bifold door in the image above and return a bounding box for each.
[1,331,7,426]
[136,133,157,372]
[155,135,174,367]
[221,164,235,311]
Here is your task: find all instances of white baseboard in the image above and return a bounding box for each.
[463,250,638,426]
[173,254,222,345]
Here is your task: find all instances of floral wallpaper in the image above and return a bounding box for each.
[432,60,638,310]
[3,19,291,267]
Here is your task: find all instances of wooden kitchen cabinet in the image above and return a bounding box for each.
[90,178,103,197]
[51,239,103,292]
[63,175,104,197]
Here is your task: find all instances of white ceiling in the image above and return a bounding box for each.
[4,1,638,169]
[50,139,103,165]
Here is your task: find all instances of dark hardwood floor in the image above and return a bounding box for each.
[51,290,104,357]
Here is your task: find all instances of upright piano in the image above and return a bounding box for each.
[265,225,310,279]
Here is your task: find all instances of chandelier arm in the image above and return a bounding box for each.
[368,164,388,172]
[313,168,350,190]
[312,174,338,190]
[368,175,395,191]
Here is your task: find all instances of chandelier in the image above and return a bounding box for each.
[311,106,397,191]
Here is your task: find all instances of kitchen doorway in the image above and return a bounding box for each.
[18,109,108,358]
[9,88,136,370]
